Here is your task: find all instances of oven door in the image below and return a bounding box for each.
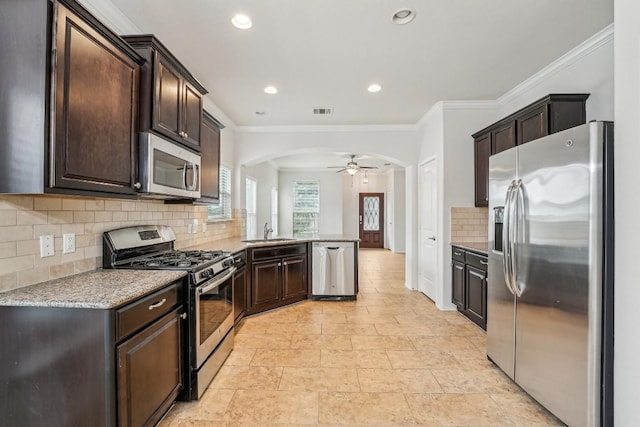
[194,266,235,368]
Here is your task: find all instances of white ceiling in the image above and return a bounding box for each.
[108,0,613,128]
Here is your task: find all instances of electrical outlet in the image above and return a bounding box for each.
[192,219,199,234]
[63,233,75,254]
[187,223,194,234]
[202,223,207,233]
[39,235,54,258]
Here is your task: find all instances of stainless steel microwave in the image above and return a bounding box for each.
[138,132,201,199]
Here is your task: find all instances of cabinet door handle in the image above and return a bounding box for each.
[480,260,488,265]
[184,132,188,139]
[454,251,462,256]
[278,263,282,267]
[133,182,141,189]
[148,298,167,310]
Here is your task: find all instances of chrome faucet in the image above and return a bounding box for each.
[263,222,273,239]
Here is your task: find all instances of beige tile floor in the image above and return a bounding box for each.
[159,248,564,426]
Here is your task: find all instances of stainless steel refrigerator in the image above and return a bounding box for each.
[487,121,614,427]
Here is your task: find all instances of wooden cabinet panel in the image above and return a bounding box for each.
[233,267,247,323]
[465,266,487,329]
[451,260,465,309]
[183,83,203,149]
[282,255,307,300]
[474,133,491,207]
[517,105,548,145]
[52,2,139,196]
[492,121,516,154]
[252,260,282,307]
[117,308,182,427]
[154,58,182,138]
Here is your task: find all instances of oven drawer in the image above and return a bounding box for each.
[116,280,182,341]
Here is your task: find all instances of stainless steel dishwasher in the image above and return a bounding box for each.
[312,242,356,300]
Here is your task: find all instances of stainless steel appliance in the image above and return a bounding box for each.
[138,132,201,199]
[312,242,357,300]
[103,225,235,400]
[487,121,614,427]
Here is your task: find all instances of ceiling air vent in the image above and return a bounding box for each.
[313,107,333,115]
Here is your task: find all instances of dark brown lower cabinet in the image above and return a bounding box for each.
[0,279,184,426]
[465,266,487,328]
[233,252,248,324]
[451,260,465,309]
[451,246,487,330]
[252,259,282,309]
[117,308,182,427]
[247,244,308,315]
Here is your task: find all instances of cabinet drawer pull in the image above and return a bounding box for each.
[453,251,462,256]
[480,260,488,265]
[148,298,167,310]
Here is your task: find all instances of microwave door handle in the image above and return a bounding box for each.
[182,161,189,190]
[191,164,199,191]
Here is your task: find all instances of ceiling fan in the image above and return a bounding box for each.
[328,154,378,175]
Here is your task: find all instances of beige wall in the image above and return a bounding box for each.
[450,207,488,243]
[0,195,244,293]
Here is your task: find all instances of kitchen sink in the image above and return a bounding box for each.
[241,238,297,243]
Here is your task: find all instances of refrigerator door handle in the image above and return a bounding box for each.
[512,179,525,298]
[502,180,517,295]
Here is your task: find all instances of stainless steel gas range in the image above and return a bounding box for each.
[103,225,236,400]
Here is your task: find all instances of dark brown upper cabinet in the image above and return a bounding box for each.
[52,1,142,196]
[491,120,516,154]
[0,0,144,197]
[199,111,223,202]
[122,35,208,153]
[474,132,491,207]
[472,94,589,207]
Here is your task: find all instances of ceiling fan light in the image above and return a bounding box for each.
[347,167,358,176]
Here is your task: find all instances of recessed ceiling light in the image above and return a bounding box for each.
[232,14,252,29]
[392,8,416,25]
[368,83,382,93]
[264,86,278,94]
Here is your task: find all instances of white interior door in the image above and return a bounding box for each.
[418,159,437,299]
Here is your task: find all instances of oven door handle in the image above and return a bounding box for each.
[198,266,237,294]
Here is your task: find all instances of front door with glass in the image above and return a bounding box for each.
[359,193,384,248]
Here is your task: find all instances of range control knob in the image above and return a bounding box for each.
[200,269,213,280]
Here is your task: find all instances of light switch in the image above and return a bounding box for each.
[39,235,54,258]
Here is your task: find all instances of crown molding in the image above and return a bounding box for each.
[497,23,614,106]
[76,0,141,34]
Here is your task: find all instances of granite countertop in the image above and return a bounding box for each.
[451,241,489,255]
[0,269,187,309]
[186,234,360,254]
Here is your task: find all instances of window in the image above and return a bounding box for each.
[207,165,232,221]
[246,177,257,236]
[293,180,319,234]
[271,187,279,235]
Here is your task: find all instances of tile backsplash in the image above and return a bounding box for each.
[0,195,245,293]
[450,207,488,243]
